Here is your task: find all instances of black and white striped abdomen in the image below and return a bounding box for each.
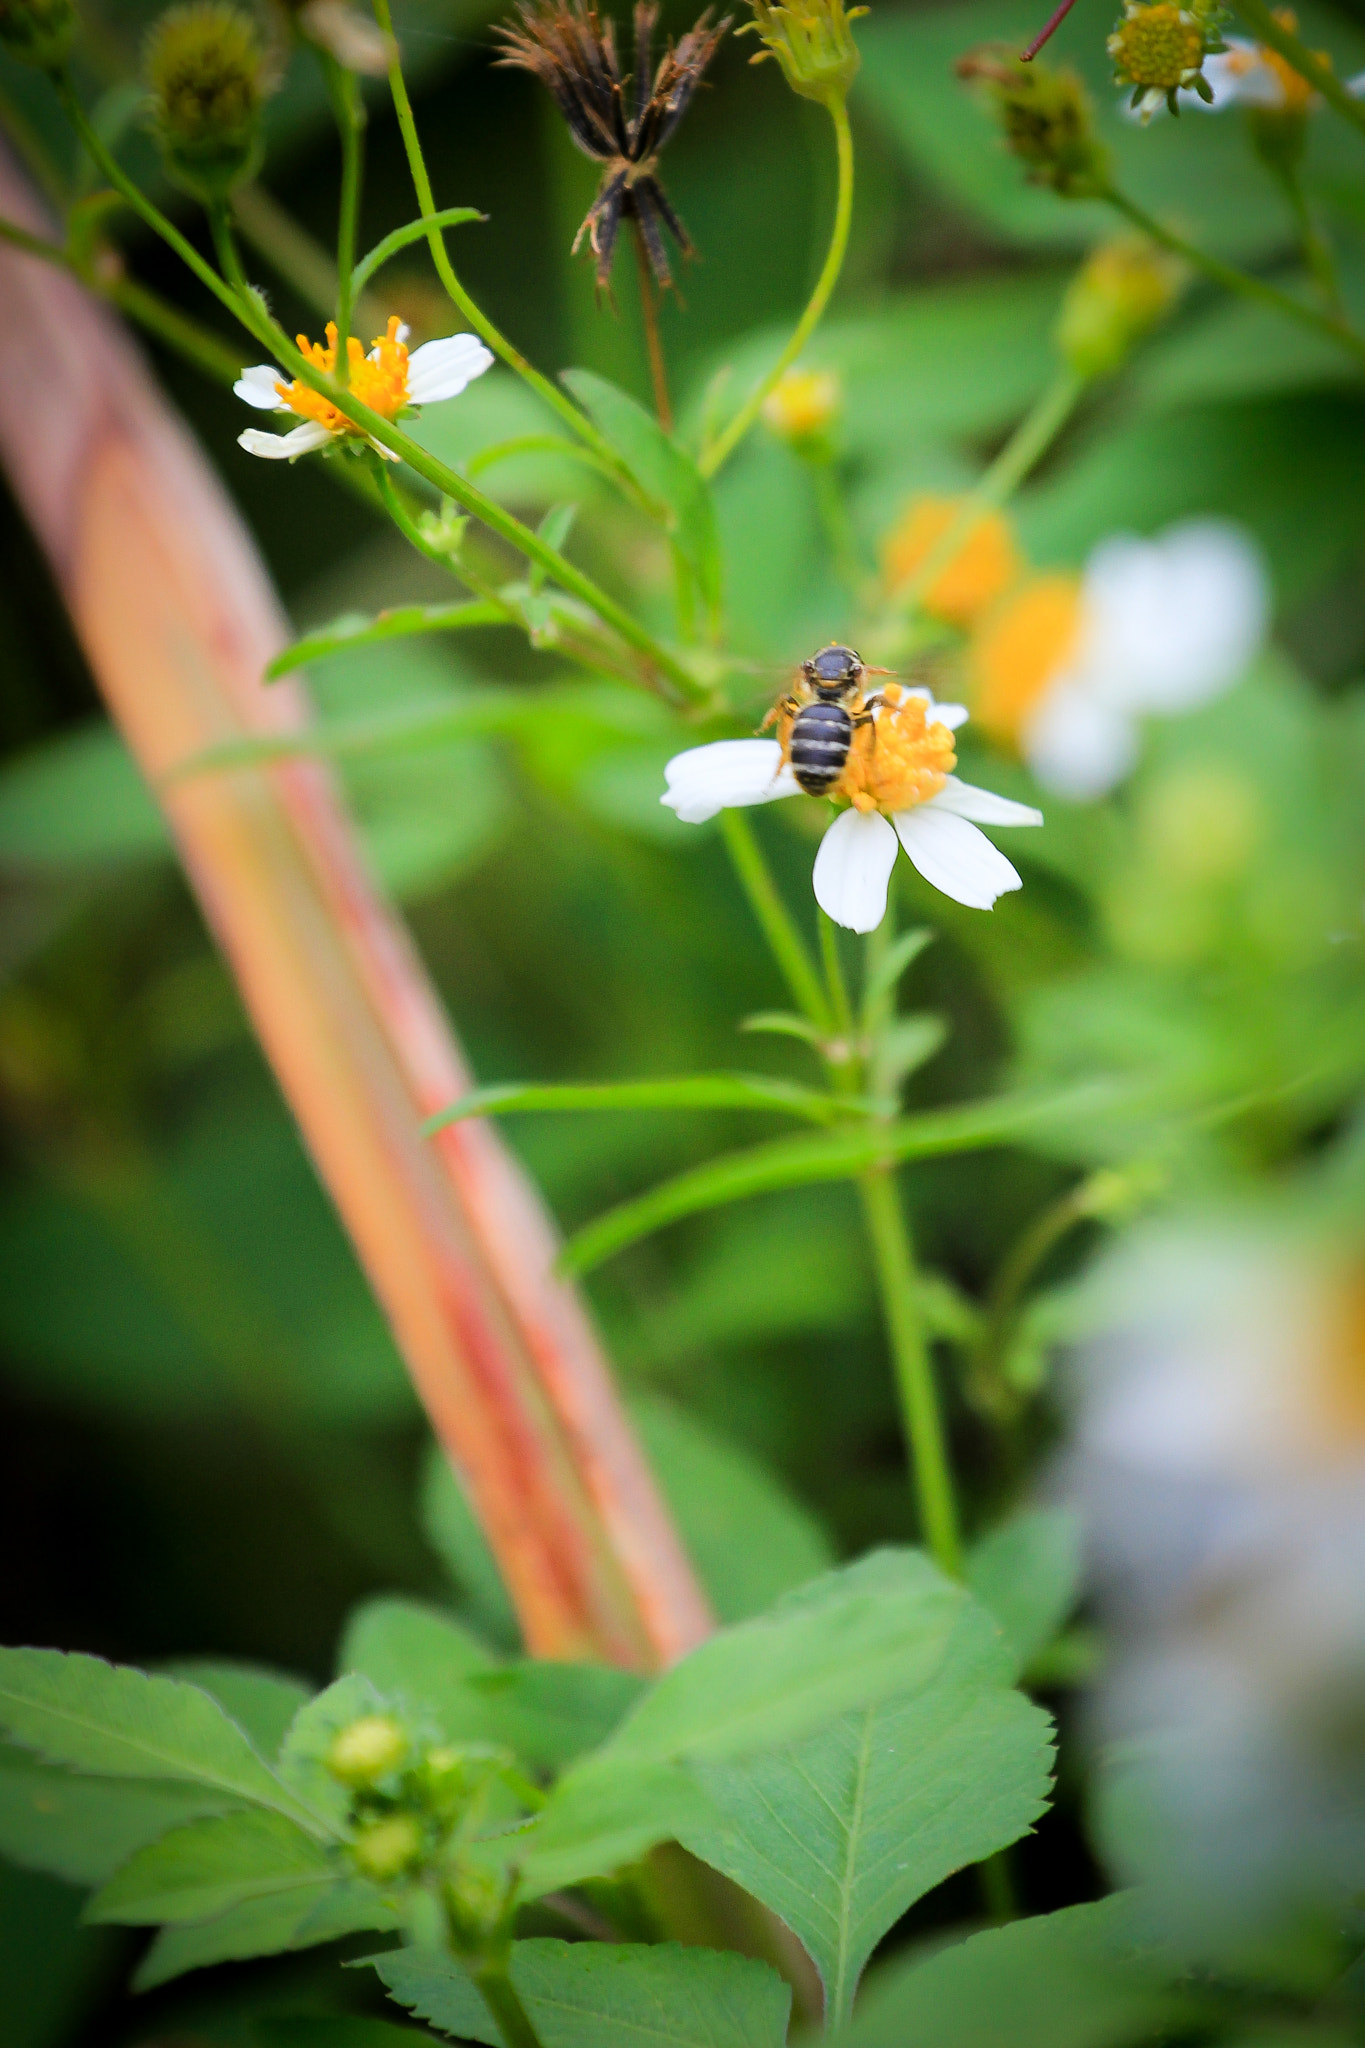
[789,700,852,795]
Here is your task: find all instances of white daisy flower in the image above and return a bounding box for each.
[971,520,1269,802]
[661,684,1042,934]
[235,316,493,460]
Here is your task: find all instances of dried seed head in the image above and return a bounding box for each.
[0,0,76,70]
[956,45,1109,198]
[145,2,269,200]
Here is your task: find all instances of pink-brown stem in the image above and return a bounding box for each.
[0,144,711,1671]
[1022,0,1082,60]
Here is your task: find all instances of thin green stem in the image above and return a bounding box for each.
[208,199,249,296]
[1230,0,1365,143]
[1273,158,1342,314]
[472,1961,547,2048]
[819,912,855,1044]
[368,0,624,476]
[890,365,1084,623]
[858,1167,962,1577]
[322,52,365,370]
[700,94,855,480]
[719,810,833,1033]
[1102,183,1365,370]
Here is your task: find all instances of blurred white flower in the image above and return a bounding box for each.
[971,520,1269,801]
[661,686,1042,933]
[236,316,492,460]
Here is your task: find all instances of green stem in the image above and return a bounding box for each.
[1273,157,1342,314]
[858,1166,962,1577]
[322,53,366,370]
[55,81,706,705]
[208,197,249,296]
[700,94,855,480]
[472,1961,547,2048]
[1230,0,1365,143]
[819,911,855,1044]
[891,365,1084,621]
[368,0,624,477]
[719,810,833,1033]
[1102,183,1365,370]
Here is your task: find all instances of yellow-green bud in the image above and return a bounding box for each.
[324,1713,409,1787]
[0,0,76,69]
[956,47,1110,200]
[351,1812,423,1882]
[739,0,864,106]
[1055,237,1184,378]
[762,367,842,450]
[145,2,267,202]
[444,1860,514,1956]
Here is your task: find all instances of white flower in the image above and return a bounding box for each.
[235,317,493,461]
[973,521,1269,803]
[661,688,1042,933]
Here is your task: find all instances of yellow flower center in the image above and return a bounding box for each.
[1109,3,1203,89]
[837,684,956,814]
[276,316,411,435]
[968,574,1084,747]
[762,367,841,441]
[880,496,1020,629]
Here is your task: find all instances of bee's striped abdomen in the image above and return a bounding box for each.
[790,700,852,796]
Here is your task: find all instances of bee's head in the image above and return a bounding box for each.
[804,643,864,699]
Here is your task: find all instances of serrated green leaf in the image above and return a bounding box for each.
[422,1073,856,1136]
[133,1874,396,1991]
[498,1759,724,1898]
[276,1675,390,1831]
[967,1510,1084,1681]
[680,1627,1054,2024]
[0,1650,321,1832]
[629,1393,833,1624]
[420,1447,522,1653]
[0,1742,243,1887]
[87,1808,336,1924]
[369,1937,791,2048]
[164,1663,311,1761]
[264,603,508,680]
[563,369,721,611]
[834,1896,1174,2048]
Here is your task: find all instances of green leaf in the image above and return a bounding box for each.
[629,1392,833,1624]
[87,1808,336,1924]
[738,1012,827,1047]
[966,1510,1084,1681]
[338,1597,495,1700]
[0,1650,321,1832]
[350,206,484,297]
[530,503,579,597]
[422,1073,858,1137]
[0,1743,243,1887]
[605,1550,989,1767]
[164,1662,311,1761]
[563,369,722,611]
[370,1938,792,2048]
[679,1624,1054,2024]
[558,1087,1123,1276]
[133,1875,396,1991]
[861,928,934,1024]
[0,723,168,869]
[276,1674,390,1831]
[834,1896,1174,2048]
[874,1015,947,1094]
[420,1445,522,1653]
[264,603,509,680]
[496,1759,724,1898]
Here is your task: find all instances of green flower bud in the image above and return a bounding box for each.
[444,1859,516,1957]
[144,2,268,202]
[956,46,1110,200]
[325,1713,409,1787]
[739,0,865,107]
[351,1812,424,1881]
[0,0,76,70]
[1055,236,1184,378]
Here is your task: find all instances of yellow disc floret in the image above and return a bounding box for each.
[969,574,1084,747]
[762,367,842,444]
[1108,3,1204,90]
[881,496,1021,628]
[838,684,957,815]
[276,316,412,438]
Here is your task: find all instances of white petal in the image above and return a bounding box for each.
[812,808,899,934]
[405,334,495,404]
[1202,44,1286,107]
[238,420,334,460]
[893,806,1022,910]
[1022,679,1138,800]
[1079,519,1269,716]
[661,739,798,825]
[928,775,1043,827]
[235,365,288,410]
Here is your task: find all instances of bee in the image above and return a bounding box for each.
[762,644,886,797]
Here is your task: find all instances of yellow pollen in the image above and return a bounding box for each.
[968,574,1084,748]
[880,496,1020,629]
[276,315,411,436]
[836,684,956,815]
[1108,4,1203,89]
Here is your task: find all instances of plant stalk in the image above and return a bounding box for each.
[473,1962,548,2048]
[631,217,673,431]
[322,52,366,370]
[719,810,834,1032]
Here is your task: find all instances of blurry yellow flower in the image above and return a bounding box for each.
[1056,237,1184,379]
[762,367,842,445]
[881,496,1022,629]
[970,572,1084,744]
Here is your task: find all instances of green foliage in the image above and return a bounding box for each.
[0,1743,245,1886]
[369,1938,792,2048]
[87,1807,337,1924]
[133,1874,397,1990]
[966,1510,1084,1678]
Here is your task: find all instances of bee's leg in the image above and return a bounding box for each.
[758,694,799,735]
[852,700,881,756]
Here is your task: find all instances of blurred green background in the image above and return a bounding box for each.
[4,0,1365,2036]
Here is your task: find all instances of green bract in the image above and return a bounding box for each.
[0,0,74,67]
[144,1,267,200]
